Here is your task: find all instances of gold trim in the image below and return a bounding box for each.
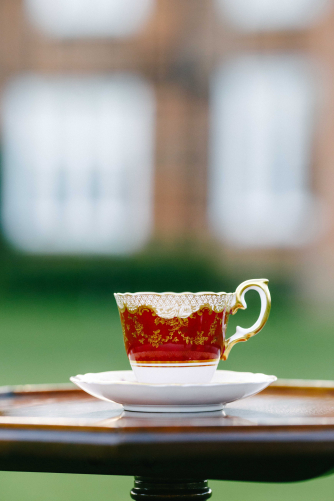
[223,279,271,360]
[132,365,217,368]
[130,359,218,365]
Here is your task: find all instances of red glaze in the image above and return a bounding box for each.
[118,306,230,363]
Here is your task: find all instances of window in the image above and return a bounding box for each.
[215,0,330,32]
[2,74,155,254]
[209,54,319,248]
[24,0,154,39]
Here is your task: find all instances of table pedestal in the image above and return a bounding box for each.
[130,477,212,501]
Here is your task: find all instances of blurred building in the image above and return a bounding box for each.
[0,0,334,290]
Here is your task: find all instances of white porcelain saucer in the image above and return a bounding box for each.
[70,370,277,413]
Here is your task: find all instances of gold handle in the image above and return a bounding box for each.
[222,279,271,360]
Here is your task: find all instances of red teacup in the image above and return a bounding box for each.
[115,279,270,383]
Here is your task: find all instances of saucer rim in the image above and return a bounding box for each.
[70,370,277,387]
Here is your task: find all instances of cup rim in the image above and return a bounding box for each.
[114,291,233,296]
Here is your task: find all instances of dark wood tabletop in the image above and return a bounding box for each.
[0,378,333,489]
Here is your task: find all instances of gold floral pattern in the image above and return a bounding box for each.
[154,316,188,330]
[121,306,224,348]
[208,315,222,337]
[120,314,128,343]
[194,331,209,345]
[130,314,187,348]
[133,317,144,338]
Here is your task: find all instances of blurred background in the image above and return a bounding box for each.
[0,0,334,499]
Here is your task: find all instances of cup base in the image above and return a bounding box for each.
[130,361,219,384]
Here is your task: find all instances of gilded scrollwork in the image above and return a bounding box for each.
[133,317,144,338]
[180,333,192,345]
[208,315,221,337]
[194,331,209,345]
[120,314,128,343]
[120,306,223,348]
[131,315,174,348]
[155,316,188,330]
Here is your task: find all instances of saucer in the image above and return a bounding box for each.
[70,370,277,413]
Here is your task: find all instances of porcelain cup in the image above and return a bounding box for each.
[114,279,271,384]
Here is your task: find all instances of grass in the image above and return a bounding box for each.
[0,291,333,500]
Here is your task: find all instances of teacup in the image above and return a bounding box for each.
[114,279,270,384]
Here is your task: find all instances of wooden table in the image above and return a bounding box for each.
[0,379,334,500]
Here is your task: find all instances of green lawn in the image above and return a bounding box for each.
[0,293,333,500]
